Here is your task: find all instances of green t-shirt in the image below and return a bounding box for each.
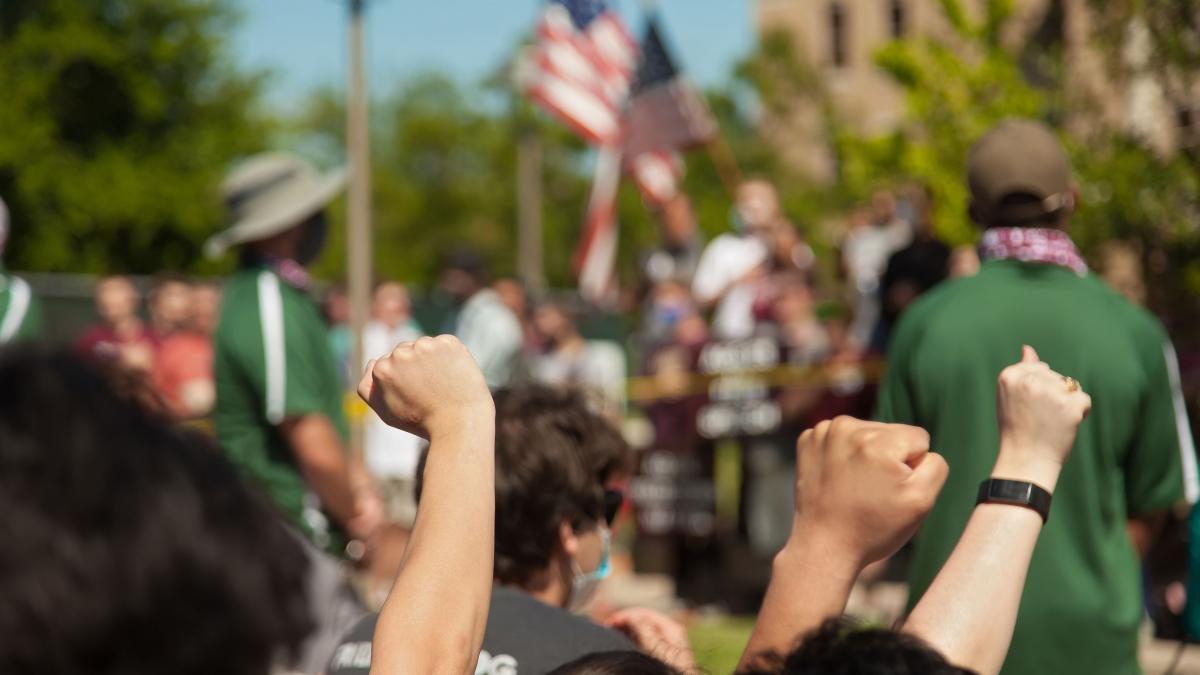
[879,259,1197,675]
[213,266,350,552]
[0,272,42,344]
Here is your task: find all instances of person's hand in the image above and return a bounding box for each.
[790,416,949,569]
[739,263,768,285]
[346,486,385,545]
[992,345,1091,490]
[604,608,697,674]
[358,335,492,439]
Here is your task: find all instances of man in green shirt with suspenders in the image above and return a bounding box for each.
[205,154,383,556]
[0,197,41,345]
[878,120,1197,675]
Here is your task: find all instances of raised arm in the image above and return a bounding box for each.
[737,416,948,670]
[902,346,1091,675]
[358,336,496,675]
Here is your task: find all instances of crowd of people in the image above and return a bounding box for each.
[0,117,1196,675]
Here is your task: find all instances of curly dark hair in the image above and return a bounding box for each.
[490,385,630,585]
[415,385,630,586]
[0,347,313,675]
[738,617,977,675]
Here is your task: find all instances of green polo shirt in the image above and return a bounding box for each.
[213,265,349,552]
[879,259,1197,675]
[0,269,41,344]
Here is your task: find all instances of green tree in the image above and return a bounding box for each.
[0,0,268,274]
[300,74,596,288]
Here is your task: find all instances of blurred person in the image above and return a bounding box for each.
[878,120,1198,675]
[766,219,816,278]
[494,277,540,350]
[147,273,192,339]
[328,385,692,675]
[640,192,703,290]
[0,346,313,675]
[876,186,951,349]
[638,279,697,349]
[441,248,523,389]
[0,338,500,675]
[841,191,912,351]
[692,179,779,340]
[322,283,354,388]
[531,301,627,416]
[0,195,42,344]
[870,189,914,247]
[741,348,1092,675]
[203,154,382,666]
[770,273,831,365]
[191,281,222,335]
[152,280,220,419]
[75,275,158,373]
[362,281,425,527]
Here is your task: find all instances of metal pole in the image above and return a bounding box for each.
[347,0,371,458]
[516,130,544,290]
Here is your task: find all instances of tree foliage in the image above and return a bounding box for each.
[0,0,268,274]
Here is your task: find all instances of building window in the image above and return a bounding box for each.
[890,0,907,38]
[830,1,848,67]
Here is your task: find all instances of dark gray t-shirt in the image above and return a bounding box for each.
[326,586,636,675]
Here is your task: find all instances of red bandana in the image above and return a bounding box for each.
[980,228,1087,277]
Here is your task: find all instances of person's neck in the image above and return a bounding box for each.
[519,563,570,609]
[110,317,143,340]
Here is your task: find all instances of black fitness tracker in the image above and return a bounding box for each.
[976,478,1053,524]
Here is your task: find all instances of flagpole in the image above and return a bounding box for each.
[346,0,371,460]
[705,127,743,198]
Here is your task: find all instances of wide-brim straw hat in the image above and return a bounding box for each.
[205,153,346,258]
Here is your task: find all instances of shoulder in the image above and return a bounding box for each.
[488,588,634,649]
[887,273,973,350]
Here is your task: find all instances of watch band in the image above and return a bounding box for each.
[976,478,1053,523]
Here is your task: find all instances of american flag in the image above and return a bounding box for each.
[522,0,638,146]
[623,16,717,169]
[630,149,683,205]
[522,0,638,304]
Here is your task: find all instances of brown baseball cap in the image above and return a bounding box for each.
[967,119,1074,226]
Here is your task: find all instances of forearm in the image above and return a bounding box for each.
[1127,513,1166,559]
[902,452,1058,675]
[372,407,495,675]
[283,415,357,528]
[738,534,859,670]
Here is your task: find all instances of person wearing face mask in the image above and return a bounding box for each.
[691,179,780,340]
[327,386,691,675]
[203,154,384,672]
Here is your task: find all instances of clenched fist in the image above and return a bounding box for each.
[791,416,949,567]
[993,345,1091,490]
[358,335,493,439]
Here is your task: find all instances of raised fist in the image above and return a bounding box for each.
[792,416,948,567]
[994,345,1091,486]
[357,335,492,439]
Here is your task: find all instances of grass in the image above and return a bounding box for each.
[689,615,756,674]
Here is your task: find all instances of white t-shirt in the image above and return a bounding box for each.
[362,319,425,478]
[456,289,524,389]
[691,233,768,340]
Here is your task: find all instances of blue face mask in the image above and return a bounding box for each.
[567,527,611,613]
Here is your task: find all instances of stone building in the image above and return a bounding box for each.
[753,0,1198,181]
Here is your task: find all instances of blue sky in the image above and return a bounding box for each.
[232,0,755,106]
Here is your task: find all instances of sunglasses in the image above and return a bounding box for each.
[603,489,624,526]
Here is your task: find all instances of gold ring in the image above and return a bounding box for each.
[1063,376,1080,393]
